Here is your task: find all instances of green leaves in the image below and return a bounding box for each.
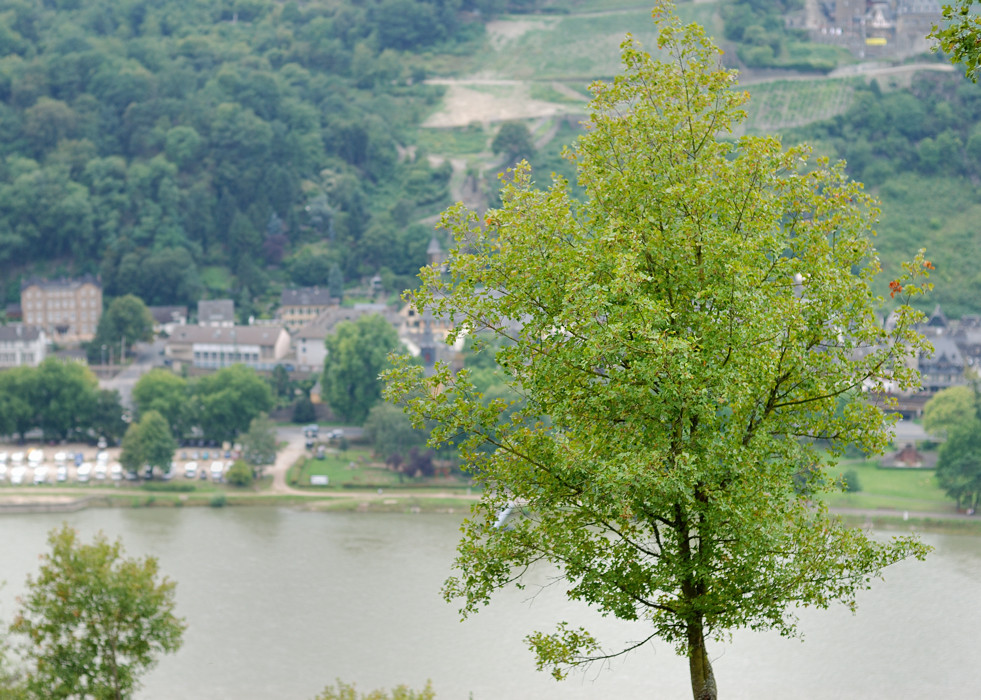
[10,526,185,699]
[121,410,177,474]
[324,314,403,425]
[386,3,931,696]
[931,1,981,82]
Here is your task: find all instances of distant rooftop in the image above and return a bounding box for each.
[281,287,334,307]
[170,325,286,346]
[21,274,101,291]
[198,299,234,325]
[0,324,42,342]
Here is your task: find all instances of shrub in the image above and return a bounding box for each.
[209,494,227,508]
[842,468,862,493]
[226,459,254,487]
[315,679,435,700]
[141,483,195,493]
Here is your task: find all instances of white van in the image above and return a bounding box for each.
[210,461,224,481]
[184,461,198,479]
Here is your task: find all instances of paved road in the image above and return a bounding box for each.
[99,339,166,410]
[268,426,364,494]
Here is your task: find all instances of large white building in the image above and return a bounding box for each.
[165,325,290,371]
[0,324,47,368]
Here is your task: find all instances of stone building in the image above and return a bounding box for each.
[20,276,102,342]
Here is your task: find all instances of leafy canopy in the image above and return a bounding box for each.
[386,6,931,698]
[323,314,402,424]
[922,385,976,436]
[10,525,184,700]
[928,383,981,510]
[121,409,178,474]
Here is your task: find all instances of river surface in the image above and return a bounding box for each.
[1,507,979,699]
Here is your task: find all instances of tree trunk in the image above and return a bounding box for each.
[687,621,717,700]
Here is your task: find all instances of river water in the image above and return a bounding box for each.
[1,507,978,699]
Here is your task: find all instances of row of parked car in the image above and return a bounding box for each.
[0,448,232,485]
[0,461,126,485]
[181,461,230,482]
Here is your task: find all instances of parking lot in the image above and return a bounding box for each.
[0,444,234,486]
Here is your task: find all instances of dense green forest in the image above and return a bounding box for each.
[3,0,981,320]
[0,0,498,311]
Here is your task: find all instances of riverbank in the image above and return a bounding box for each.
[0,483,477,515]
[4,486,981,536]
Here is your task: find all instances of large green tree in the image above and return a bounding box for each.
[88,294,155,363]
[385,10,932,700]
[936,423,981,511]
[926,384,981,510]
[0,366,35,440]
[10,525,185,700]
[323,314,402,424]
[132,369,192,439]
[239,412,278,475]
[194,364,273,442]
[91,389,127,445]
[922,385,976,437]
[33,358,100,441]
[492,121,535,166]
[120,410,177,476]
[363,402,427,462]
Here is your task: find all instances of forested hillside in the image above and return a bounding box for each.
[3,0,980,320]
[0,0,490,311]
[790,73,981,317]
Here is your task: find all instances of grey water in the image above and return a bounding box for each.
[1,508,978,699]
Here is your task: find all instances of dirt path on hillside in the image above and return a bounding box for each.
[423,81,577,128]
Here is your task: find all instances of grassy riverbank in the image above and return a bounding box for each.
[4,453,979,535]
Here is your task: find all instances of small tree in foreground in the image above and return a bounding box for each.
[385,7,932,700]
[314,679,434,700]
[10,525,185,699]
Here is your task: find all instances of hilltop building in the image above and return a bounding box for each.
[811,0,941,59]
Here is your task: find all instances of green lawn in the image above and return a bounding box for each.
[200,266,233,294]
[292,449,405,488]
[822,458,954,513]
